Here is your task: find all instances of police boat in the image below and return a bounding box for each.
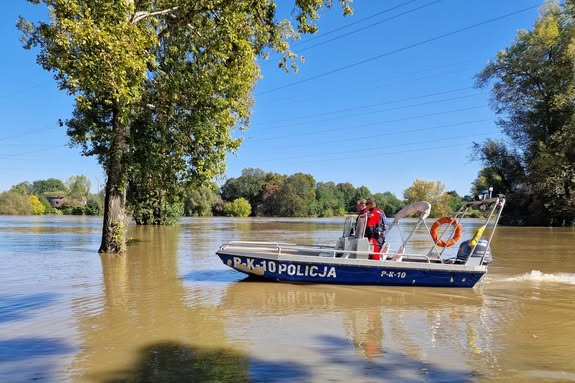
[216,196,505,288]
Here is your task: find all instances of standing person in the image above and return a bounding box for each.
[365,199,382,260]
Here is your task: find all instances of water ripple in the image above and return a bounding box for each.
[0,293,59,323]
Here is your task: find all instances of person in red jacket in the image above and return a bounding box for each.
[365,199,382,260]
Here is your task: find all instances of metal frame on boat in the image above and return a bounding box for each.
[216,196,505,288]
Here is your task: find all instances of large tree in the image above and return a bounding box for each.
[316,181,345,217]
[220,168,267,215]
[403,179,452,217]
[66,175,91,204]
[256,171,287,216]
[275,172,317,217]
[336,182,358,212]
[183,183,220,217]
[19,0,351,252]
[372,191,404,216]
[31,178,67,196]
[474,1,575,225]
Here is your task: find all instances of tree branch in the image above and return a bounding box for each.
[132,7,179,24]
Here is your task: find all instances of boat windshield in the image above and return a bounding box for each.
[343,214,367,238]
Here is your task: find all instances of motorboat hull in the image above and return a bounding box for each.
[216,197,504,289]
[216,250,486,288]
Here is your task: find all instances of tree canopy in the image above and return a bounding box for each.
[474,1,575,225]
[403,179,452,217]
[19,0,351,252]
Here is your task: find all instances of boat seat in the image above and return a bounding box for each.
[355,238,370,259]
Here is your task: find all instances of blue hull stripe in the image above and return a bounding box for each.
[218,254,484,288]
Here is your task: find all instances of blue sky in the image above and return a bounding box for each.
[0,1,544,197]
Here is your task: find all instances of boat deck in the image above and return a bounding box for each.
[218,241,444,264]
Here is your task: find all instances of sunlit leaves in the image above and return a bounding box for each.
[19,0,352,237]
[403,179,452,217]
[474,2,575,225]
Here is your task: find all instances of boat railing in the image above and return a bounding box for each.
[221,196,505,265]
[426,196,505,265]
[225,240,336,249]
[221,240,441,263]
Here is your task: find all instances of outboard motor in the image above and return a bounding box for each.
[456,239,492,265]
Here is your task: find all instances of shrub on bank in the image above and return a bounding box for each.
[0,192,33,215]
[223,198,252,217]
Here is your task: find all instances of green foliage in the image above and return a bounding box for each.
[183,184,220,217]
[38,195,59,215]
[256,172,287,216]
[84,195,103,215]
[474,2,575,225]
[10,182,32,195]
[19,0,352,247]
[3,178,103,216]
[60,197,104,215]
[315,182,345,217]
[221,169,268,215]
[403,179,452,217]
[66,175,91,205]
[336,182,359,212]
[275,173,317,217]
[129,187,183,225]
[446,191,464,213]
[0,192,33,215]
[219,168,404,218]
[373,192,405,216]
[31,178,67,196]
[223,198,252,217]
[352,186,372,207]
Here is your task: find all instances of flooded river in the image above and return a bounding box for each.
[1,216,574,382]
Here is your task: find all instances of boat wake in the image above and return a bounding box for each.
[502,270,575,285]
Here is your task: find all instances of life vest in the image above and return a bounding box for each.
[376,209,387,234]
[375,209,387,245]
[366,208,386,245]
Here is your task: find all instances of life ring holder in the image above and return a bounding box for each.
[430,217,462,247]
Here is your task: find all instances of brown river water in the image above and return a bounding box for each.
[0,216,574,383]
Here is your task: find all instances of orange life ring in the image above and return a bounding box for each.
[430,217,462,247]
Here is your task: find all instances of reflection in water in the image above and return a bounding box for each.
[0,217,575,382]
[345,308,384,360]
[69,225,248,383]
[219,281,490,381]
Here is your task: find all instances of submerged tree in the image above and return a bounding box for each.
[183,183,220,217]
[474,1,575,225]
[19,0,352,252]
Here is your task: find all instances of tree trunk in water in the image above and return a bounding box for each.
[99,104,129,253]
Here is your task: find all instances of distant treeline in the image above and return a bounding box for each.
[211,168,464,219]
[0,169,468,220]
[0,176,103,216]
[132,168,472,222]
